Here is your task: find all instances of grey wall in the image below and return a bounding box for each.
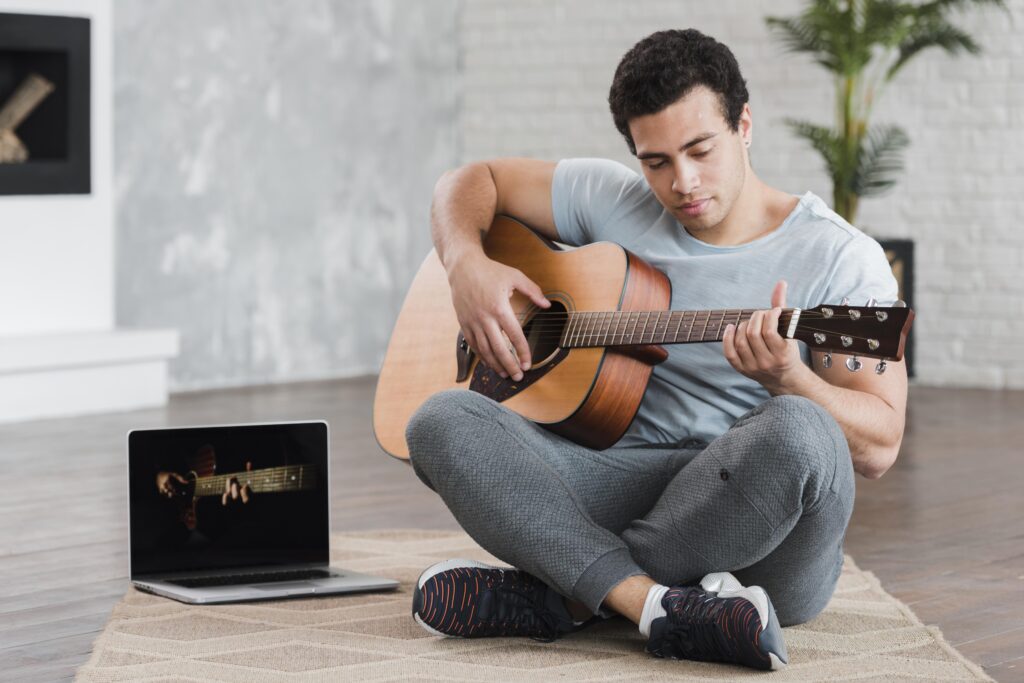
[114,0,459,390]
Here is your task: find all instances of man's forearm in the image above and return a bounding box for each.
[768,364,904,479]
[430,163,498,273]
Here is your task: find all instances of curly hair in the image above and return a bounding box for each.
[608,29,749,155]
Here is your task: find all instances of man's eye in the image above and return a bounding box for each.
[693,148,713,158]
[646,160,667,170]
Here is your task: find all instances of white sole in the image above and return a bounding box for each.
[416,558,505,589]
[699,571,744,594]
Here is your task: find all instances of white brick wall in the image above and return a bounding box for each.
[459,0,1024,389]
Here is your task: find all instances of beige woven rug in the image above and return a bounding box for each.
[76,530,992,682]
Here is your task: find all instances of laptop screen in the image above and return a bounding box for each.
[128,422,329,578]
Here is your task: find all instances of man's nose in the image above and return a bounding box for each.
[671,161,699,196]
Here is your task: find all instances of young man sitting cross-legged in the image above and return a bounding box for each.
[405,29,907,671]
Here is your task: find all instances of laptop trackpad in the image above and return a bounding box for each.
[254,582,316,590]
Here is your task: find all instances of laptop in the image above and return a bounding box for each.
[127,420,399,603]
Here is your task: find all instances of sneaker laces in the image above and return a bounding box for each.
[481,571,563,642]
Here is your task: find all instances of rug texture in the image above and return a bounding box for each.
[76,530,992,682]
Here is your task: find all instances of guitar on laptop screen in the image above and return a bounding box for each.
[373,216,914,460]
[157,444,318,530]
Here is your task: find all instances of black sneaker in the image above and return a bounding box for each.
[646,572,788,671]
[412,559,589,641]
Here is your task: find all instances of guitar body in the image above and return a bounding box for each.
[374,216,671,460]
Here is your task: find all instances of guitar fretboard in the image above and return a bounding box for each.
[559,309,797,348]
[193,464,316,497]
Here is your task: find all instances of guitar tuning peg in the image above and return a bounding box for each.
[865,297,876,307]
[893,300,907,308]
[875,359,887,375]
[822,352,833,369]
[840,297,850,306]
[846,355,863,372]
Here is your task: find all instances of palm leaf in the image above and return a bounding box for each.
[785,119,846,180]
[764,15,842,72]
[852,124,910,197]
[888,19,981,78]
[915,0,1006,18]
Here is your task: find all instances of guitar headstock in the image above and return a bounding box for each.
[791,301,914,361]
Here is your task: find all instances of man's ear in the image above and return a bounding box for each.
[740,103,753,147]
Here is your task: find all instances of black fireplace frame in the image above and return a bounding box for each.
[0,12,90,195]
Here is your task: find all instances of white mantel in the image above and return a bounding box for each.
[0,0,177,422]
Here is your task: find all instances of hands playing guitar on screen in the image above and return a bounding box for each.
[156,461,256,507]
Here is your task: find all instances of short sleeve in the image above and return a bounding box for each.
[818,235,900,307]
[551,158,647,246]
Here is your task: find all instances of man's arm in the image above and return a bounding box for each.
[723,280,907,479]
[430,159,558,381]
[431,159,559,270]
[773,353,906,479]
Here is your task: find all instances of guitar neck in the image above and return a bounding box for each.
[559,308,797,348]
[192,464,316,497]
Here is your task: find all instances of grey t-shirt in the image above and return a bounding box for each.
[551,157,899,447]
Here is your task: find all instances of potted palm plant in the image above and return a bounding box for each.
[766,0,1005,376]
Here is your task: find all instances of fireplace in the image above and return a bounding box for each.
[0,12,90,195]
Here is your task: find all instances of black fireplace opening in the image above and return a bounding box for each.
[0,13,90,195]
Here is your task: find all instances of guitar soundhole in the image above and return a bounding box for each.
[522,300,568,365]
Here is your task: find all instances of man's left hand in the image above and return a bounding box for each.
[722,280,806,395]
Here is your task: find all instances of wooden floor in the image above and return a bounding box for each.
[1,377,1022,681]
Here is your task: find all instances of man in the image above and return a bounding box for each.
[405,29,906,671]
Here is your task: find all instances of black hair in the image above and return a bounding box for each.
[608,29,749,155]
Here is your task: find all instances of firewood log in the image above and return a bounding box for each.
[0,129,28,163]
[0,73,55,133]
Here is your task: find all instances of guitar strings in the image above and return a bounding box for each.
[462,320,893,348]
[493,315,883,337]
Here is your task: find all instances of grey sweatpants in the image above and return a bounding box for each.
[406,389,854,627]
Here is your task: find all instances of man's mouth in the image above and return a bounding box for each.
[678,198,710,216]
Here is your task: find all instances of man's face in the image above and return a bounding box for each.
[628,86,751,235]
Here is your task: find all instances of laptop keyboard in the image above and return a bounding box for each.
[168,568,340,588]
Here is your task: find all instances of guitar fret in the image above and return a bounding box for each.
[715,311,727,340]
[672,311,683,343]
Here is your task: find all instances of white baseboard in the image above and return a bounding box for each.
[0,329,179,423]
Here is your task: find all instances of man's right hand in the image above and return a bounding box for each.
[447,252,550,381]
[156,471,188,499]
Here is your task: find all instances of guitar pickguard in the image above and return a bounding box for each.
[469,347,569,402]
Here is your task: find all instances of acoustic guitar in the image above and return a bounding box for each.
[166,445,318,529]
[373,216,914,460]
